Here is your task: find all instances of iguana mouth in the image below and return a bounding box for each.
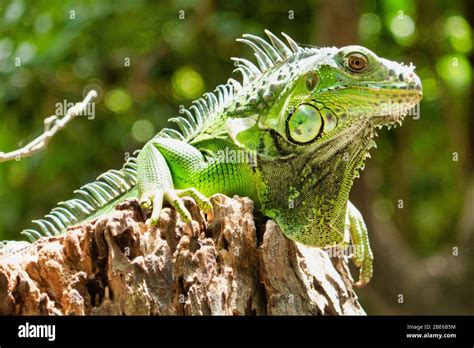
[369,85,423,127]
[372,98,422,127]
[367,67,423,126]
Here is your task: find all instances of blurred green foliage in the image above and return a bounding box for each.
[0,0,472,265]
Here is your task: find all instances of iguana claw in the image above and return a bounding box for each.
[346,201,374,287]
[175,188,214,222]
[140,187,213,226]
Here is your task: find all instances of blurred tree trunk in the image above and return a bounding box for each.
[313,0,360,45]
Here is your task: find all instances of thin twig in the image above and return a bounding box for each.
[0,90,98,163]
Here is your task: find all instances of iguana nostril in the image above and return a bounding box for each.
[409,73,422,91]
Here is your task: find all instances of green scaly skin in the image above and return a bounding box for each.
[1,31,422,287]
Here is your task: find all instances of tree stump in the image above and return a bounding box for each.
[0,195,365,315]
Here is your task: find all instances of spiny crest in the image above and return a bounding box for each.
[157,30,315,143]
[157,82,238,143]
[232,30,318,85]
[20,156,138,242]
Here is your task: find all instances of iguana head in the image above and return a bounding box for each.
[231,32,422,248]
[263,45,422,150]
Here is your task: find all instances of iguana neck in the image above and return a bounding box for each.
[256,121,375,246]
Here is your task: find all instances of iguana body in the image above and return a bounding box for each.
[0,31,422,286]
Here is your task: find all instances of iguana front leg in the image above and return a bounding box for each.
[346,201,374,287]
[136,138,213,225]
[137,137,257,225]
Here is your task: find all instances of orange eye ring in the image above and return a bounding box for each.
[347,53,368,72]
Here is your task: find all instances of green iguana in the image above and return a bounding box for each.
[0,30,422,287]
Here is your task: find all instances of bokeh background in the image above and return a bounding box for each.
[0,0,472,314]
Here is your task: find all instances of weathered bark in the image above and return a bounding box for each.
[0,195,364,315]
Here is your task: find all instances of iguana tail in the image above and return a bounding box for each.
[0,156,139,255]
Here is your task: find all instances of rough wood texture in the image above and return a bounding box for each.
[0,195,365,315]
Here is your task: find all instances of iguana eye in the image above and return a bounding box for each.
[347,53,368,72]
[286,104,323,144]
